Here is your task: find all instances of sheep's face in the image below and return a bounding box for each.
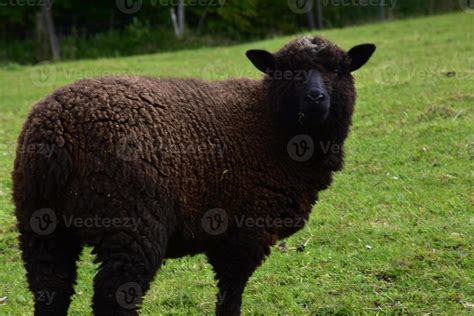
[246,36,375,129]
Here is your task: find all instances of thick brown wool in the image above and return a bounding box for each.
[13,36,358,315]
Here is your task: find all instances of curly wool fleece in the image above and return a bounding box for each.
[13,36,374,315]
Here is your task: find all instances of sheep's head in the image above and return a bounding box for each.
[246,36,375,132]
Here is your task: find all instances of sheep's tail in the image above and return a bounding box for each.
[12,103,72,225]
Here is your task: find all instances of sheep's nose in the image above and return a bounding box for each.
[304,91,326,103]
[301,89,330,117]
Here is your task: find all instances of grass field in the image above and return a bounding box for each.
[0,12,473,315]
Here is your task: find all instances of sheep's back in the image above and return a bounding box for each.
[23,76,267,227]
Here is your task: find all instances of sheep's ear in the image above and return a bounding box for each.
[348,44,376,72]
[246,49,275,74]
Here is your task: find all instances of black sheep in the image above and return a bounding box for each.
[12,36,375,315]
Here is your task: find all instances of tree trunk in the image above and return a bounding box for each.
[307,5,316,30]
[380,0,385,22]
[197,5,211,34]
[109,9,115,34]
[41,0,60,61]
[35,12,49,62]
[315,0,323,29]
[178,0,185,37]
[170,8,180,38]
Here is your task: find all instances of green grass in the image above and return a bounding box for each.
[0,12,473,315]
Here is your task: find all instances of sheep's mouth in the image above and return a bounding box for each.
[298,111,328,127]
[297,112,305,125]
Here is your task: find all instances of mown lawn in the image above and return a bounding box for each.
[0,12,473,315]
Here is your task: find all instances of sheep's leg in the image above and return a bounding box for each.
[19,229,82,316]
[91,230,165,316]
[207,234,270,316]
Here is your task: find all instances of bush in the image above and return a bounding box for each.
[0,0,461,64]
